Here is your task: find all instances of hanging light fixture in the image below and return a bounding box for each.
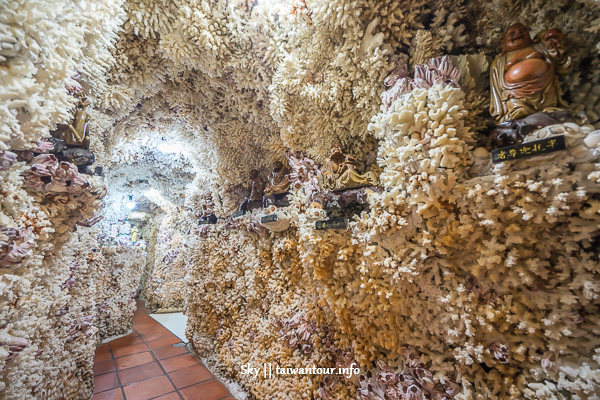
[126,195,136,210]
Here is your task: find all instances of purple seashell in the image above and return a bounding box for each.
[381,55,461,110]
[32,140,55,153]
[489,341,511,364]
[404,346,424,368]
[405,384,424,400]
[55,305,69,316]
[61,277,76,290]
[0,150,19,170]
[6,337,28,353]
[541,351,557,370]
[443,379,461,397]
[398,371,415,387]
[565,311,585,325]
[21,154,90,194]
[375,360,398,386]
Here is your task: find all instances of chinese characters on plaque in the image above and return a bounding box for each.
[261,214,278,223]
[491,135,566,164]
[315,218,348,230]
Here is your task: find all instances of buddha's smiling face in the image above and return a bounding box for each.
[503,23,532,52]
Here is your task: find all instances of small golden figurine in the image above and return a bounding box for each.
[490,23,572,123]
[264,161,290,196]
[319,145,377,192]
[52,95,91,149]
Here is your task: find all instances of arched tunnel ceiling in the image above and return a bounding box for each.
[18,0,597,214]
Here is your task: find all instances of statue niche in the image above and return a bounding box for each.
[239,169,264,212]
[263,161,291,208]
[490,23,572,124]
[50,94,96,174]
[52,96,92,150]
[319,145,378,192]
[487,23,576,148]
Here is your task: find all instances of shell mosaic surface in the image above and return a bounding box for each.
[141,212,188,312]
[1,0,600,399]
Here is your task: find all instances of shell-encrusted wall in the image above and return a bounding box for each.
[142,212,188,312]
[0,227,96,399]
[95,245,146,341]
[1,0,132,394]
[179,80,600,399]
[2,0,600,399]
[0,151,107,398]
[184,216,346,398]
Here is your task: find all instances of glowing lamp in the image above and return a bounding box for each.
[126,195,136,210]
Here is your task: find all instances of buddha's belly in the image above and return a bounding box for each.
[505,58,550,84]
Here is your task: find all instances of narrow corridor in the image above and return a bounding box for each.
[93,302,233,400]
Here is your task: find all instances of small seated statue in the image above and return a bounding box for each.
[319,145,378,192]
[199,193,218,223]
[490,23,572,124]
[263,161,291,207]
[239,169,264,212]
[52,96,91,149]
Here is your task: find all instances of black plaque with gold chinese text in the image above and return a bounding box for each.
[261,214,278,223]
[492,135,566,164]
[315,218,348,230]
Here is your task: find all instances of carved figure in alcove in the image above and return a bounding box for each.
[490,23,572,124]
[263,161,291,207]
[52,95,91,149]
[319,145,377,192]
[239,169,264,212]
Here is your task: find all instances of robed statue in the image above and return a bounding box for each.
[490,23,572,123]
[319,145,377,192]
[239,169,264,212]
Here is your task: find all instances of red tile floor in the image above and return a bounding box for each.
[93,301,233,400]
